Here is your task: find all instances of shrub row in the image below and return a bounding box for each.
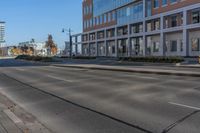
[118,56,184,63]
[15,55,54,62]
[72,56,96,60]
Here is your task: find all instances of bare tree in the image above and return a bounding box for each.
[45,34,57,56]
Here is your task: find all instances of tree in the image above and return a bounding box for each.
[45,34,57,56]
[10,46,22,56]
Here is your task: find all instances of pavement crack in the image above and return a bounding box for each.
[2,73,154,133]
[161,110,200,133]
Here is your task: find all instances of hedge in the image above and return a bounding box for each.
[15,55,54,62]
[118,56,184,63]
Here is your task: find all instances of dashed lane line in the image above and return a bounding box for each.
[169,102,200,110]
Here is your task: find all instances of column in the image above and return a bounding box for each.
[88,43,91,56]
[160,15,165,56]
[127,24,131,57]
[183,10,189,56]
[115,27,118,57]
[104,30,107,57]
[143,20,147,57]
[95,32,98,57]
[75,36,78,56]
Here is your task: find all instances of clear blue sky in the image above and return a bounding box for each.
[0,0,82,49]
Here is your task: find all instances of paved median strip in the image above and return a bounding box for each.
[52,64,200,77]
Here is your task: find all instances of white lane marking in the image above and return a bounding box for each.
[169,102,200,110]
[16,68,26,71]
[47,75,74,82]
[4,110,22,123]
[125,74,159,80]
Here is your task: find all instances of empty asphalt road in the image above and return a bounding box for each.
[0,59,200,133]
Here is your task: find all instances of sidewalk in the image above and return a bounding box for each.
[0,92,51,133]
[52,63,200,77]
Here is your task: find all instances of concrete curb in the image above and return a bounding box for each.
[52,64,200,77]
[176,64,200,69]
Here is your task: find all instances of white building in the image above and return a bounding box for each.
[18,39,47,56]
[0,21,5,47]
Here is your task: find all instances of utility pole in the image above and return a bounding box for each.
[62,28,73,58]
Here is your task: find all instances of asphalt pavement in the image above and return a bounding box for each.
[0,59,200,133]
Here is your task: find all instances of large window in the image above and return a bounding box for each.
[130,23,143,34]
[153,42,160,52]
[131,37,143,56]
[192,11,200,24]
[117,2,143,25]
[107,41,115,56]
[170,0,177,4]
[118,39,128,57]
[106,28,115,38]
[154,0,159,8]
[170,40,177,52]
[154,19,160,30]
[117,26,128,36]
[162,0,167,6]
[93,0,134,17]
[146,0,152,17]
[97,31,104,39]
[191,38,200,51]
[171,16,177,27]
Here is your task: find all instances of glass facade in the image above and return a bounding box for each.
[117,2,143,25]
[93,0,135,17]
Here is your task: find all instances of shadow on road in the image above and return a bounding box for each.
[0,58,49,67]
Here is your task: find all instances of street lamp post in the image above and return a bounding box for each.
[62,28,73,58]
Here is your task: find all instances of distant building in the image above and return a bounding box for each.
[18,39,47,56]
[0,21,5,47]
[0,46,15,56]
[63,41,70,56]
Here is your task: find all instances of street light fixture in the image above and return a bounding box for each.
[62,28,73,58]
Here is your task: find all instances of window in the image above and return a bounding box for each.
[154,19,160,30]
[147,22,152,32]
[97,31,104,39]
[154,0,159,8]
[191,38,199,51]
[170,0,177,4]
[112,12,116,21]
[170,40,177,52]
[165,18,169,28]
[192,11,200,24]
[153,42,159,52]
[106,28,115,38]
[147,0,152,17]
[112,45,115,54]
[171,16,177,27]
[104,14,107,23]
[162,0,167,6]
[108,13,111,22]
[126,7,130,16]
[99,15,103,24]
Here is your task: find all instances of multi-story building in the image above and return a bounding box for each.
[81,0,200,57]
[0,21,5,47]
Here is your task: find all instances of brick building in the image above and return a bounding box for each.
[81,0,200,57]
